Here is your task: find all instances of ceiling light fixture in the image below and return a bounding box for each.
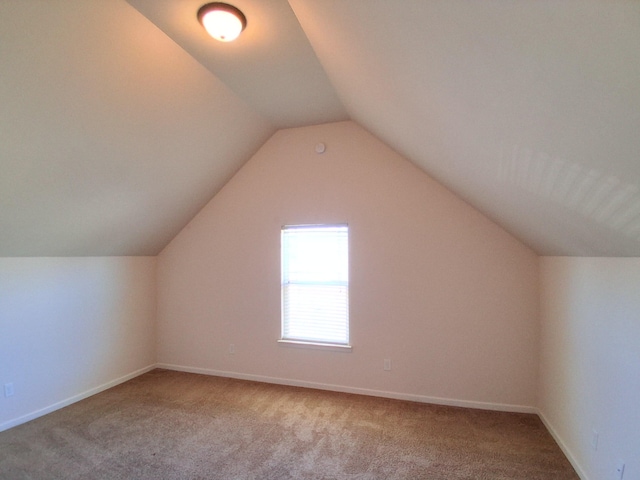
[197,2,247,42]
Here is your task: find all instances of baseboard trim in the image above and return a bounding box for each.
[0,364,156,433]
[537,409,588,480]
[1,362,582,478]
[156,363,537,414]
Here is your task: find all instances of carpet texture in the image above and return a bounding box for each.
[0,369,578,479]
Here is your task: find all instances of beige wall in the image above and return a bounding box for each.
[157,121,539,409]
[539,257,640,480]
[0,257,157,431]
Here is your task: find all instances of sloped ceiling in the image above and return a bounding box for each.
[2,0,640,257]
[288,0,640,256]
[0,0,274,256]
[126,0,348,129]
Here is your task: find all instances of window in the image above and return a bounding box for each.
[280,224,349,347]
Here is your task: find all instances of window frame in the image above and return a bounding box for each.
[279,223,351,350]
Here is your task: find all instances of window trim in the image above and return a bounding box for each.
[277,339,352,352]
[280,223,350,349]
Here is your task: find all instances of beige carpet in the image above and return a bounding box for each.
[0,369,578,479]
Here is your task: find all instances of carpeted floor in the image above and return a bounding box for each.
[0,369,578,479]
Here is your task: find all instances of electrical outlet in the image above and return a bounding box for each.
[591,430,599,450]
[615,462,625,480]
[383,359,391,371]
[228,344,235,354]
[4,383,14,397]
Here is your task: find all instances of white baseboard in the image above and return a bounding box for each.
[537,409,589,480]
[156,363,537,414]
[2,362,584,479]
[0,362,538,433]
[0,364,156,433]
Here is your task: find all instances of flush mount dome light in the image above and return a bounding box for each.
[198,2,246,42]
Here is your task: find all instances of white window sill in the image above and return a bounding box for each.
[277,339,352,352]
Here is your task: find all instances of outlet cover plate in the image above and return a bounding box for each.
[4,383,14,397]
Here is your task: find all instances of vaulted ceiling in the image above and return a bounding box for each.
[2,0,639,256]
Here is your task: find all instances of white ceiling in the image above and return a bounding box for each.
[126,0,348,129]
[0,0,273,256]
[289,0,640,256]
[2,0,640,256]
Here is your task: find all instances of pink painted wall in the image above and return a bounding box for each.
[157,121,539,409]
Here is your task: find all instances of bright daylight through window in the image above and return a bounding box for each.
[280,224,349,347]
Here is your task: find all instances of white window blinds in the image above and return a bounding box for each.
[281,224,349,345]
